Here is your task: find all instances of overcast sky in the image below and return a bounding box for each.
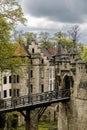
[18,0,87,44]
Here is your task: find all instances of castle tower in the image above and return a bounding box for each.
[53,41,87,130]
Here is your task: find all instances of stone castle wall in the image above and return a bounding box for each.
[58,63,87,130]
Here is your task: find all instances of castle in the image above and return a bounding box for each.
[0,40,87,130]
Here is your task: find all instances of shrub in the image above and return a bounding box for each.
[0,99,6,128]
[11,114,18,129]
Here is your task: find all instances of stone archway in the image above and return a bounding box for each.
[63,75,74,89]
[63,75,70,89]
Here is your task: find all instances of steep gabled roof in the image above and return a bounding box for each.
[41,48,52,59]
[14,43,30,57]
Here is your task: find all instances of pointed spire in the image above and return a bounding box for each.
[57,41,62,55]
[64,44,68,54]
[55,34,62,56]
[27,38,31,46]
[72,39,77,54]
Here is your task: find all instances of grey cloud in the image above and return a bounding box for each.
[21,0,87,23]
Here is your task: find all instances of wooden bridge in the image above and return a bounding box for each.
[0,89,70,113]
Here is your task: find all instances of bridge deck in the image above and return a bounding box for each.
[0,89,70,113]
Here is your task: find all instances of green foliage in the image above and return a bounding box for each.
[24,32,37,42]
[54,31,66,38]
[0,99,6,129]
[11,114,18,129]
[7,112,18,129]
[39,32,53,48]
[0,0,28,72]
[13,31,37,45]
[51,31,74,51]
[38,121,57,130]
[38,128,48,130]
[13,121,57,130]
[81,46,87,61]
[0,0,27,26]
[0,43,17,71]
[0,113,6,128]
[0,16,10,44]
[0,41,30,73]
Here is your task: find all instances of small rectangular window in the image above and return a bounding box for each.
[3,76,7,84]
[17,75,20,83]
[41,84,44,92]
[41,59,44,64]
[30,84,33,93]
[17,89,20,96]
[4,90,7,98]
[9,76,12,83]
[32,48,34,53]
[50,80,52,91]
[9,89,12,96]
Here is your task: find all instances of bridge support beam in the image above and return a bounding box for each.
[25,110,31,130]
[20,109,38,130]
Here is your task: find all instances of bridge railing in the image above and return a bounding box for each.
[0,89,70,111]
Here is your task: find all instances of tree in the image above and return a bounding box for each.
[52,31,67,44]
[52,31,73,51]
[0,17,12,71]
[0,0,28,70]
[38,32,53,48]
[0,0,28,71]
[0,23,24,71]
[67,25,80,42]
[0,0,27,26]
[54,31,66,39]
[24,32,37,42]
[81,46,87,61]
[0,16,10,44]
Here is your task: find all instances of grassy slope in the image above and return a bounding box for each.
[16,121,57,130]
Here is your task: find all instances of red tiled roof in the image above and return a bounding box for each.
[48,48,57,55]
[48,47,66,55]
[41,47,66,60]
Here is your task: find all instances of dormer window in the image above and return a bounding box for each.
[32,48,34,53]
